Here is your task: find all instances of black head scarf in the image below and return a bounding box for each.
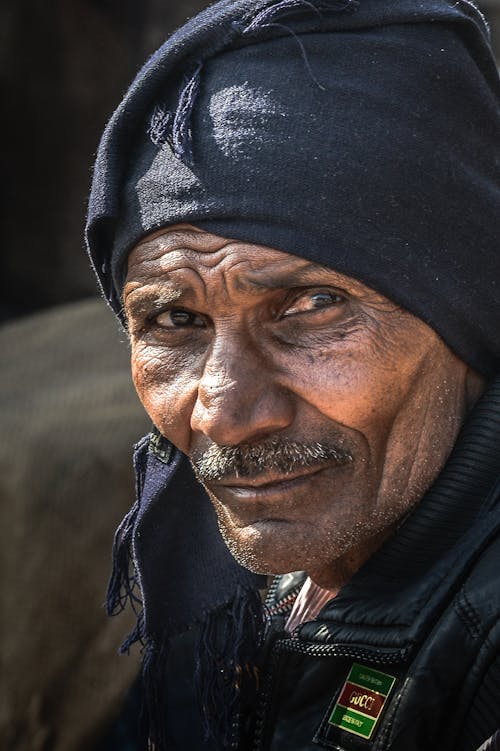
[86,1,500,748]
[87,0,500,376]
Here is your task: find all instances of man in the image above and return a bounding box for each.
[86,0,500,749]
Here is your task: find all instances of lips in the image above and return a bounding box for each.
[208,463,334,500]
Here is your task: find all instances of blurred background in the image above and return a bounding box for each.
[1,2,498,750]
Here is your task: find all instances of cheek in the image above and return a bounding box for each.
[283,346,407,439]
[130,344,199,449]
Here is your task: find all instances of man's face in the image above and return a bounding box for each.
[124,226,476,589]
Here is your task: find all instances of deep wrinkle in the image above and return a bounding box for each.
[125,225,478,590]
[129,230,399,303]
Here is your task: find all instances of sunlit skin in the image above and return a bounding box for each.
[124,225,484,591]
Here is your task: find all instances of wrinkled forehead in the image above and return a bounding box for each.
[124,225,395,307]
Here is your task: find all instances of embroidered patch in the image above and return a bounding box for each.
[328,663,396,740]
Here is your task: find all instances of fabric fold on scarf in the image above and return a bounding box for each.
[107,429,266,748]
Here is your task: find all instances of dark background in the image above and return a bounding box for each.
[2,0,499,321]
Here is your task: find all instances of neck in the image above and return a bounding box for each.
[307,525,396,591]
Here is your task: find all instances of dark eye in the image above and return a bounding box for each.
[282,290,345,317]
[155,308,205,328]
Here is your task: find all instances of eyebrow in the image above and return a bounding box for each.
[124,287,185,318]
[237,263,351,293]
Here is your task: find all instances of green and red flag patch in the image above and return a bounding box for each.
[328,663,396,740]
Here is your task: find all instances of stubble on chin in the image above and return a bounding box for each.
[203,485,269,572]
[190,435,356,573]
[203,478,414,584]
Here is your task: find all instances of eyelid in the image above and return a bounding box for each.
[280,286,347,317]
[146,305,171,324]
[154,306,207,329]
[139,302,183,322]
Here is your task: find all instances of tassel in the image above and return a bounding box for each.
[137,589,265,750]
[195,587,267,746]
[106,496,141,617]
[119,610,145,656]
[243,0,358,35]
[106,435,150,652]
[147,64,203,165]
[141,637,172,751]
[148,105,173,148]
[242,0,358,91]
[172,63,203,164]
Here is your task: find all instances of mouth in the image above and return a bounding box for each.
[210,463,332,498]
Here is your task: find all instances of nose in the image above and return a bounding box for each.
[190,336,294,446]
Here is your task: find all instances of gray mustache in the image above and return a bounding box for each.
[191,439,353,483]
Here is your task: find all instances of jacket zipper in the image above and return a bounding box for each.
[264,576,303,617]
[251,636,409,751]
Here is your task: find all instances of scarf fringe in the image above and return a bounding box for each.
[106,437,149,651]
[106,497,142,617]
[147,64,202,164]
[172,63,203,164]
[142,637,172,751]
[195,586,267,746]
[138,587,266,751]
[148,105,173,149]
[243,0,358,35]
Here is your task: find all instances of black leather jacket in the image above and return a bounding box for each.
[234,384,500,751]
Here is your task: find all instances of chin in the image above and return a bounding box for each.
[216,517,338,576]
